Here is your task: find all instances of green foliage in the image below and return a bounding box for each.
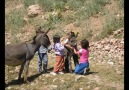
[5,8,26,34]
[6,0,124,43]
[54,1,65,11]
[66,0,84,10]
[38,0,54,11]
[115,0,124,9]
[75,0,110,21]
[81,30,93,41]
[97,14,124,39]
[24,0,36,8]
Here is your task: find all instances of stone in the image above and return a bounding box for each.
[108,61,114,65]
[116,71,122,75]
[27,4,42,17]
[93,87,100,90]
[75,75,85,82]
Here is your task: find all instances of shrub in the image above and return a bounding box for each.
[5,8,26,34]
[24,0,36,8]
[97,14,124,39]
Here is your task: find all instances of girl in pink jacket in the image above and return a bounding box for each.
[74,39,90,75]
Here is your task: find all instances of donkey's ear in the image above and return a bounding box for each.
[44,28,51,35]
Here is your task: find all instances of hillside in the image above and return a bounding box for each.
[5,0,124,90]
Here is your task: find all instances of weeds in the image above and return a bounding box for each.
[74,0,110,21]
[100,14,124,39]
[24,0,36,8]
[94,12,124,41]
[5,8,26,34]
[115,0,124,10]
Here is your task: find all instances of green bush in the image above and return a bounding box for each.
[5,8,26,34]
[98,14,124,39]
[24,0,36,8]
[75,0,110,21]
[115,0,124,9]
[66,0,84,10]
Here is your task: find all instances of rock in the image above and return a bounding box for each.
[49,85,57,90]
[104,46,110,51]
[116,71,122,75]
[44,82,47,84]
[75,75,85,82]
[79,88,83,90]
[108,61,114,65]
[53,78,58,82]
[93,87,100,90]
[101,40,106,45]
[9,71,14,74]
[23,16,29,23]
[45,74,51,78]
[15,67,19,73]
[27,4,42,17]
[118,61,124,65]
[7,86,12,89]
[96,44,103,49]
[6,42,11,44]
[87,85,91,89]
[61,79,65,83]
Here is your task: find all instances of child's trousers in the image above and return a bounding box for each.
[74,62,89,74]
[53,55,64,72]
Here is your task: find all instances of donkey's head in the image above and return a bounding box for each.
[33,28,51,48]
[68,37,77,48]
[67,32,78,48]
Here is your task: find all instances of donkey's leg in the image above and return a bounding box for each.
[64,56,69,72]
[68,56,72,73]
[18,63,25,81]
[23,60,30,83]
[72,54,79,67]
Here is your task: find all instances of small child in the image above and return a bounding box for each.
[50,34,65,76]
[37,45,52,73]
[73,39,90,75]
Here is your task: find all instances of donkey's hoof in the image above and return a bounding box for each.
[18,78,22,82]
[70,71,73,73]
[24,80,30,84]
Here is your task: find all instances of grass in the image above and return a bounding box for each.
[24,0,37,8]
[73,0,110,21]
[5,0,124,88]
[94,13,124,41]
[5,8,26,33]
[115,0,124,10]
[5,54,124,90]
[5,0,124,42]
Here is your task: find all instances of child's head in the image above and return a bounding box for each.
[80,39,89,49]
[53,34,60,43]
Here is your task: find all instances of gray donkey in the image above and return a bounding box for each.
[5,29,51,83]
[64,32,79,73]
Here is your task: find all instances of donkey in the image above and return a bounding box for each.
[5,29,51,83]
[64,32,79,73]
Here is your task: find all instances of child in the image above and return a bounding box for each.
[50,34,65,76]
[37,30,52,73]
[37,45,52,73]
[73,39,90,75]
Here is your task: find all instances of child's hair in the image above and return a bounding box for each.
[53,34,60,43]
[80,39,89,49]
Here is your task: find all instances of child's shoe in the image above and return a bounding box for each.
[58,71,64,74]
[83,68,90,75]
[50,72,57,76]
